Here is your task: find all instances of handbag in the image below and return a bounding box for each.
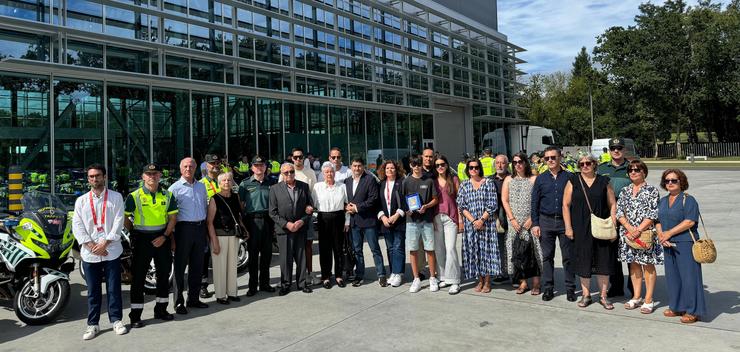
[216,194,247,239]
[684,193,716,264]
[512,231,540,281]
[578,175,617,240]
[626,229,655,250]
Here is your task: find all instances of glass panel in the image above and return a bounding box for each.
[66,40,103,68]
[192,92,225,163]
[152,87,190,180]
[67,0,103,32]
[165,55,189,79]
[409,113,422,155]
[191,59,224,83]
[0,28,50,61]
[104,5,136,39]
[381,111,396,160]
[107,84,150,195]
[347,108,364,160]
[106,45,149,74]
[227,95,256,164]
[0,72,50,209]
[0,0,50,22]
[366,110,380,159]
[283,100,306,153]
[164,19,188,47]
[307,103,327,157]
[396,112,409,158]
[329,106,347,156]
[53,78,103,196]
[257,98,283,161]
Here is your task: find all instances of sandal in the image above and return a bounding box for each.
[599,297,614,310]
[482,284,492,293]
[663,309,684,317]
[474,282,483,292]
[640,301,655,314]
[577,295,592,308]
[680,314,699,324]
[624,298,643,310]
[531,287,541,296]
[516,285,529,295]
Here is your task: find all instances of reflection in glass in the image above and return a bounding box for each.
[66,40,103,68]
[227,95,256,162]
[0,28,50,61]
[409,113,422,155]
[107,84,150,195]
[283,100,307,152]
[107,45,149,74]
[396,112,409,158]
[347,108,364,160]
[0,0,50,22]
[257,98,283,161]
[307,103,327,157]
[152,87,190,178]
[54,78,103,196]
[329,106,347,156]
[192,92,225,161]
[366,110,380,158]
[67,0,103,32]
[381,112,396,159]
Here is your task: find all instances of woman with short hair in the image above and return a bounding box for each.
[656,169,706,323]
[312,162,351,289]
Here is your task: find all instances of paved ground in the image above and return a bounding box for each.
[1,169,739,351]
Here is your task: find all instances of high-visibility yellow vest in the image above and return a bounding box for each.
[480,156,494,177]
[600,153,612,164]
[237,161,249,173]
[270,160,280,174]
[130,187,176,233]
[200,176,221,200]
[457,162,468,181]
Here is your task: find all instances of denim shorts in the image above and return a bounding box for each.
[405,222,434,251]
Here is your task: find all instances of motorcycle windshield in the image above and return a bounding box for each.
[21,191,70,239]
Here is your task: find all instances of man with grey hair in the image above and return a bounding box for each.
[492,154,511,282]
[270,163,314,296]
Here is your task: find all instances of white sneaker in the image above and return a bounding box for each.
[439,280,449,288]
[429,277,440,292]
[83,325,99,340]
[449,284,460,295]
[391,274,403,287]
[409,278,422,293]
[113,320,128,335]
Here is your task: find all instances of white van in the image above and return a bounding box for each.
[591,138,637,160]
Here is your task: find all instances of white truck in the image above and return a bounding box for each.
[482,125,555,157]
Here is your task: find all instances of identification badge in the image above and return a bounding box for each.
[96,226,104,233]
[406,193,422,212]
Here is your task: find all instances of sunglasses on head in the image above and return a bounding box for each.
[664,178,679,185]
[610,146,624,151]
[579,161,593,167]
[543,156,557,161]
[628,168,642,174]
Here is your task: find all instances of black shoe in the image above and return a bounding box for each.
[336,279,346,288]
[200,287,213,299]
[542,289,555,301]
[278,287,291,296]
[352,279,362,287]
[418,273,426,281]
[302,286,313,293]
[154,312,174,321]
[175,304,188,315]
[607,290,625,298]
[260,285,276,293]
[187,300,209,309]
[566,289,577,302]
[228,296,241,302]
[246,289,257,297]
[322,280,332,289]
[379,277,388,287]
[216,298,230,305]
[130,319,145,329]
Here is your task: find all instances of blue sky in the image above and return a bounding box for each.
[497,0,700,75]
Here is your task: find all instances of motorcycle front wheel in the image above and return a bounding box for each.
[237,238,249,273]
[14,279,70,325]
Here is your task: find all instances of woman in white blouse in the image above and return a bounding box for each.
[312,162,351,289]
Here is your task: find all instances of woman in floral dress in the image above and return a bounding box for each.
[457,159,501,293]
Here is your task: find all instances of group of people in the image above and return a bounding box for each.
[70,138,708,341]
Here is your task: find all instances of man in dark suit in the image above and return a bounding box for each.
[344,158,385,287]
[269,163,314,296]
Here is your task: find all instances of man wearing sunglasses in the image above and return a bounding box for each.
[598,137,633,298]
[319,147,352,183]
[531,146,576,302]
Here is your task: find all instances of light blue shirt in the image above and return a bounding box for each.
[168,177,208,222]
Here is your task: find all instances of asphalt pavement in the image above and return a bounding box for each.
[1,169,739,351]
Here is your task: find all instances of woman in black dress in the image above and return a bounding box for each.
[563,154,617,309]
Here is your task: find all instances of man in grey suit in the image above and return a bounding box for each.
[269,163,314,296]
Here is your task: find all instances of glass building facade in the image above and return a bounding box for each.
[0,0,522,207]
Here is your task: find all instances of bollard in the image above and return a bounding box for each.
[689,153,695,163]
[8,166,23,213]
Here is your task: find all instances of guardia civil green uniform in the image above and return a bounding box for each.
[125,163,178,325]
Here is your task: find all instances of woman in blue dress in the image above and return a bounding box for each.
[457,159,501,293]
[656,169,706,324]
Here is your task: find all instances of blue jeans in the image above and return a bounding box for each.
[351,226,386,279]
[383,228,406,275]
[82,258,122,326]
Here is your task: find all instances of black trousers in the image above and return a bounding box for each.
[277,231,307,289]
[245,213,274,290]
[202,243,210,289]
[129,230,172,319]
[173,222,207,305]
[317,211,347,280]
[539,215,576,292]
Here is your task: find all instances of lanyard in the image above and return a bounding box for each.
[207,179,218,195]
[90,190,108,233]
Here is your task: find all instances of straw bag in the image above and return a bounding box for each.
[684,193,716,264]
[626,229,654,250]
[578,175,617,240]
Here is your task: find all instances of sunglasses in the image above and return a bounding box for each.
[579,161,593,167]
[468,166,481,171]
[664,178,679,185]
[329,155,341,160]
[410,164,421,168]
[512,160,525,165]
[435,162,447,168]
[292,155,304,160]
[628,168,642,174]
[282,170,295,176]
[610,146,624,151]
[543,156,557,161]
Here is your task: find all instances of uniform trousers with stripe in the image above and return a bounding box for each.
[129,230,172,320]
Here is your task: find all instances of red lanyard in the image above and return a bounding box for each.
[90,190,108,232]
[386,182,391,205]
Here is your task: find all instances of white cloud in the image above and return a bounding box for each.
[497,0,700,75]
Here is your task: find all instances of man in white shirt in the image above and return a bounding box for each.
[72,164,128,340]
[318,147,351,183]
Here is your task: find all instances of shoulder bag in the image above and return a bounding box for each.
[684,193,716,264]
[216,194,247,239]
[578,175,617,240]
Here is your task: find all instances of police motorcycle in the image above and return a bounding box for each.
[0,192,75,325]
